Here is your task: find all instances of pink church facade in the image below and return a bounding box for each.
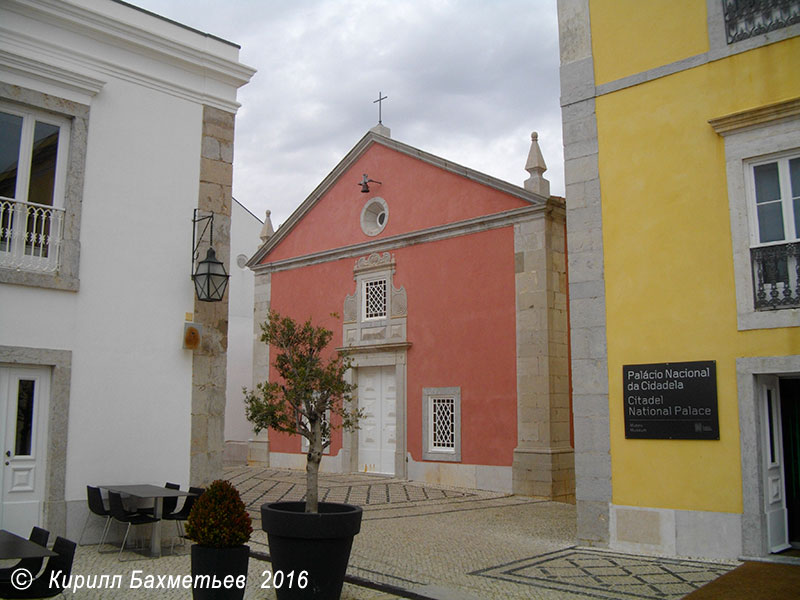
[248,128,573,499]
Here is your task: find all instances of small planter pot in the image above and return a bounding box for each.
[190,544,250,600]
[262,501,363,600]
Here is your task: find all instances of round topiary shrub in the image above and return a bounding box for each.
[185,480,253,548]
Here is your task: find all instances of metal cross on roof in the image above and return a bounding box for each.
[373,91,388,125]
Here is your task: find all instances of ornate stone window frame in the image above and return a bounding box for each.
[0,83,90,291]
[343,252,407,348]
[422,387,462,462]
[710,97,800,330]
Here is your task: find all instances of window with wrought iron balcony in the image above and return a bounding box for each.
[0,107,69,275]
[749,154,800,310]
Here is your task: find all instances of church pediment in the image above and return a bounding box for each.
[248,131,547,269]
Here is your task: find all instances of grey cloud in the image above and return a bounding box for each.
[134,0,563,227]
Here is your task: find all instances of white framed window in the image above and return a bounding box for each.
[764,387,780,468]
[748,152,800,246]
[745,151,800,312]
[363,278,388,320]
[712,100,800,328]
[0,101,71,273]
[422,387,461,462]
[0,103,70,208]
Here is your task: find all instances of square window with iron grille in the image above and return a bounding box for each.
[422,387,461,462]
[431,397,456,451]
[363,278,387,320]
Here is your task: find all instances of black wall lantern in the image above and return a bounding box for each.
[192,209,229,302]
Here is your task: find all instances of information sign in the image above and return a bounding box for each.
[623,360,719,440]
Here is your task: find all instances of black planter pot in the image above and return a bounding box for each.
[190,544,250,600]
[262,501,363,600]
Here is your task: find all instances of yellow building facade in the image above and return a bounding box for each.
[558,0,800,560]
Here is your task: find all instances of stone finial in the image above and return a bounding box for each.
[259,210,275,243]
[369,123,391,138]
[524,131,550,197]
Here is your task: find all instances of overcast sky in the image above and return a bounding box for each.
[133,0,563,229]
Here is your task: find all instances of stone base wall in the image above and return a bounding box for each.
[576,500,612,548]
[268,452,343,473]
[609,504,743,560]
[408,455,512,493]
[223,440,249,465]
[512,448,575,502]
[264,452,514,494]
[248,438,270,465]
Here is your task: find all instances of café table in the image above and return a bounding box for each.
[99,484,194,558]
[0,530,56,560]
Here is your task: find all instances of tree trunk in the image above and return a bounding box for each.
[305,417,323,513]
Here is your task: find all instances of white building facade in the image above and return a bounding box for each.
[224,200,262,465]
[0,0,254,540]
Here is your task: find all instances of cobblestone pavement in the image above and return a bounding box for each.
[35,466,738,598]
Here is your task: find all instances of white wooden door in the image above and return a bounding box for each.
[357,366,396,475]
[762,375,790,553]
[0,367,49,535]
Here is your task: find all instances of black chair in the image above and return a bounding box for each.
[78,486,112,546]
[107,491,159,561]
[163,486,204,553]
[0,536,76,599]
[0,527,49,582]
[140,482,180,516]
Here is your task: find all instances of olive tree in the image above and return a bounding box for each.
[244,310,360,512]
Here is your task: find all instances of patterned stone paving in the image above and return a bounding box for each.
[470,547,735,599]
[53,467,737,599]
[225,467,737,599]
[225,466,514,521]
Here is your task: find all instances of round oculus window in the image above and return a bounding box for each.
[360,197,388,236]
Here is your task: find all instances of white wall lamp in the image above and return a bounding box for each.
[191,209,229,302]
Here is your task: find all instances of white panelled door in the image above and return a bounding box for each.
[357,366,396,475]
[0,367,49,535]
[762,375,790,553]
